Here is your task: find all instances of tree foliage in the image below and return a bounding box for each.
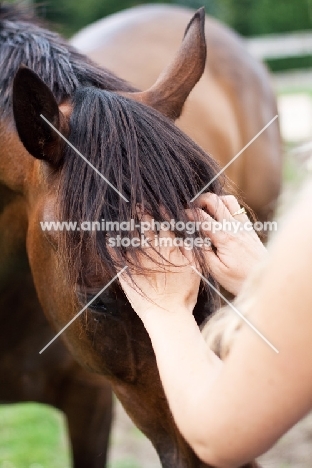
[221,0,312,36]
[30,0,312,38]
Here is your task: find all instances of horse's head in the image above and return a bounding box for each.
[7,9,227,467]
[10,6,223,368]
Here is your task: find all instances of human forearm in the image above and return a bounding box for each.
[142,306,223,458]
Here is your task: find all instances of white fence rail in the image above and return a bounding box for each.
[246,31,312,60]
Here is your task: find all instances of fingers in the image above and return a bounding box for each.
[219,194,240,213]
[220,195,249,223]
[126,212,192,270]
[139,210,200,268]
[194,193,232,222]
[194,193,249,223]
[186,207,227,246]
[138,215,175,271]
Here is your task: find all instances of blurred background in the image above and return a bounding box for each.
[24,0,312,149]
[2,1,312,467]
[28,0,312,72]
[27,0,312,49]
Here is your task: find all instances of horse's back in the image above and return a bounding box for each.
[71,4,282,221]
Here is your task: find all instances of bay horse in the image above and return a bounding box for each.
[1,3,267,468]
[71,4,282,224]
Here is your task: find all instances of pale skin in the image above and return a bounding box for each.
[118,180,312,468]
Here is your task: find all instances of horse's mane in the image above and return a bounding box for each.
[0,2,135,117]
[59,87,225,314]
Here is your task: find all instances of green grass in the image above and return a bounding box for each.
[0,403,144,468]
[0,403,71,468]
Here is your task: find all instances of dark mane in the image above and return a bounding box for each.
[0,2,135,117]
[59,87,226,311]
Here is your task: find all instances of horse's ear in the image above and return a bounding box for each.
[130,7,206,120]
[13,66,67,166]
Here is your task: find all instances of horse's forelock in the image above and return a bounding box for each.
[58,87,225,298]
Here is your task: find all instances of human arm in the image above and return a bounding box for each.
[119,183,312,467]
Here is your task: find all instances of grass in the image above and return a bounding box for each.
[0,404,71,468]
[0,403,145,468]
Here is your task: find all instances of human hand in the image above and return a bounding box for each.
[190,193,267,295]
[118,216,201,321]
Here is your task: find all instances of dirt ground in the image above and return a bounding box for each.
[108,400,312,467]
